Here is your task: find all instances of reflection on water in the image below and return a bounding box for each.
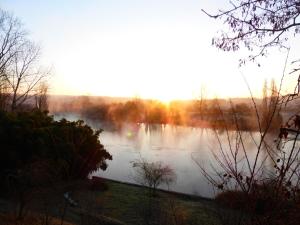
[94,124,213,197]
[53,114,278,198]
[92,123,277,198]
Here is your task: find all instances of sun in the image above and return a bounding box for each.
[156,95,175,104]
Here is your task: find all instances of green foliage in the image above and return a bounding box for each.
[0,110,112,182]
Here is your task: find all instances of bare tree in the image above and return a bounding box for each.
[193,91,300,224]
[0,9,49,111]
[260,79,282,131]
[202,0,300,64]
[35,81,49,111]
[202,0,300,107]
[132,159,177,195]
[195,84,207,120]
[8,41,48,111]
[195,3,300,218]
[200,0,300,187]
[0,10,27,110]
[0,10,26,77]
[0,78,9,110]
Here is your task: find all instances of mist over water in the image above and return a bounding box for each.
[54,113,277,198]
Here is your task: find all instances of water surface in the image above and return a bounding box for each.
[93,123,269,197]
[54,114,277,198]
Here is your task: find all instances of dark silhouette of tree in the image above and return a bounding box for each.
[234,103,251,116]
[145,101,168,124]
[260,79,282,130]
[196,85,208,120]
[35,82,49,111]
[0,111,112,182]
[132,159,176,196]
[9,41,48,111]
[203,0,300,63]
[199,2,300,224]
[122,99,145,122]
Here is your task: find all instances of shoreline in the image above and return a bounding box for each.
[91,176,214,201]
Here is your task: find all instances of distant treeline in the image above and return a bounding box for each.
[49,94,283,131]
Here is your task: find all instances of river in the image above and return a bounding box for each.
[54,113,278,198]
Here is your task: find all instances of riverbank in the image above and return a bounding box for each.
[0,178,221,225]
[90,179,220,224]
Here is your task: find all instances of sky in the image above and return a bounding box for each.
[1,0,299,101]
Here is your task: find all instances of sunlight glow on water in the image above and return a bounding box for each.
[54,114,281,198]
[96,124,213,197]
[93,123,273,198]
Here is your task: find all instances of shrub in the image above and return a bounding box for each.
[0,110,112,183]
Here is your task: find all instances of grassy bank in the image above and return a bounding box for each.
[88,180,218,225]
[0,179,221,225]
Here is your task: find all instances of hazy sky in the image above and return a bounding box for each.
[1,0,299,101]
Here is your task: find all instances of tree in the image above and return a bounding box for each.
[132,159,176,195]
[0,80,9,110]
[0,9,49,111]
[0,111,112,181]
[195,84,208,120]
[0,10,26,110]
[260,79,282,130]
[0,10,26,77]
[9,41,48,111]
[203,0,300,64]
[199,2,300,224]
[35,81,49,111]
[234,102,251,115]
[145,101,168,124]
[0,111,113,222]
